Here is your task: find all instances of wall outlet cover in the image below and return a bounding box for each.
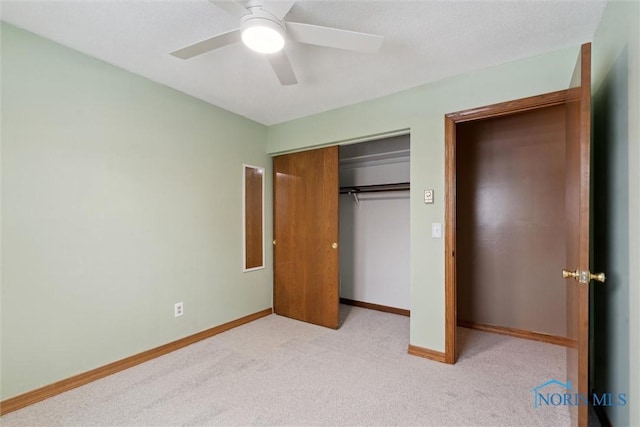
[174,302,184,317]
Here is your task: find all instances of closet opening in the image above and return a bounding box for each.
[338,134,411,324]
[455,105,570,353]
[446,92,576,364]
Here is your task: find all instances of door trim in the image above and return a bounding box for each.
[444,89,570,364]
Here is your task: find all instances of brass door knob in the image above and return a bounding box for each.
[331,242,338,249]
[562,269,606,283]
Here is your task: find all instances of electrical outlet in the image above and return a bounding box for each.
[174,302,184,317]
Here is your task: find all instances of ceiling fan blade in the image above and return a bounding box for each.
[262,0,296,20]
[209,0,250,18]
[267,51,298,86]
[286,22,383,53]
[170,29,241,59]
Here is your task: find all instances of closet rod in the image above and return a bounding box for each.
[339,182,410,194]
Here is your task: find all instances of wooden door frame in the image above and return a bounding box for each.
[444,90,572,364]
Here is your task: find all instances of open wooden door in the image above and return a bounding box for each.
[273,146,340,329]
[564,42,604,427]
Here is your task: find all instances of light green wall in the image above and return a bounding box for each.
[1,23,272,400]
[4,3,638,417]
[592,1,639,426]
[267,47,580,351]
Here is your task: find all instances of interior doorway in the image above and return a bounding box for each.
[455,104,572,348]
[443,90,574,363]
[445,44,594,427]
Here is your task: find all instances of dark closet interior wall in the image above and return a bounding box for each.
[456,105,568,337]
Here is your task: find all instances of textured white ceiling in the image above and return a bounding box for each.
[1,0,607,125]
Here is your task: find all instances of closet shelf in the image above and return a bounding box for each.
[339,182,410,194]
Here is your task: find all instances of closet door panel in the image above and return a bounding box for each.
[273,146,339,329]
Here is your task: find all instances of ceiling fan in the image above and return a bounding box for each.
[170,0,384,86]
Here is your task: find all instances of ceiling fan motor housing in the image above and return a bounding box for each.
[240,9,287,53]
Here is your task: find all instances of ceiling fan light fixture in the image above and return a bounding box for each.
[241,17,285,54]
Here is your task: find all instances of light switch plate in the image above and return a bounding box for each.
[432,223,442,239]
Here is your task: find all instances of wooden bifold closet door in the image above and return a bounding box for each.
[273,146,340,329]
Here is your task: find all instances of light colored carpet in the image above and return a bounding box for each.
[2,305,570,426]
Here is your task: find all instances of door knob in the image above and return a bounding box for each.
[331,242,338,249]
[562,269,606,283]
